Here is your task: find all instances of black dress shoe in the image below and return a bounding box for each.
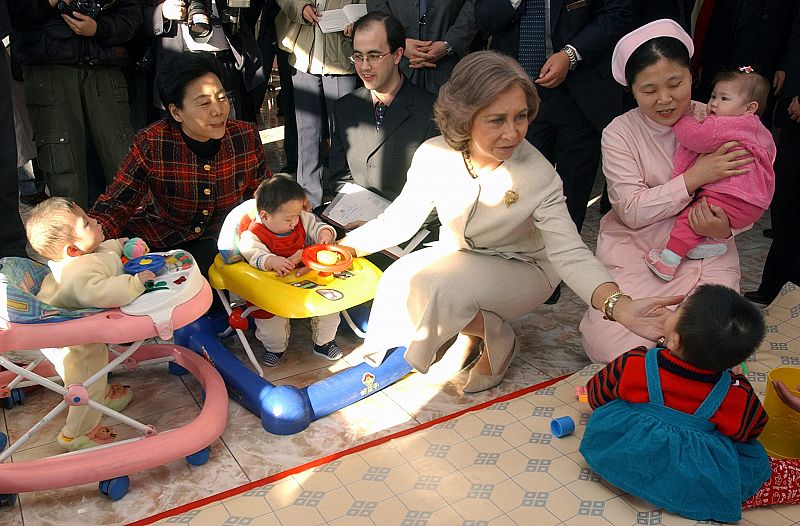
[544,284,561,305]
[763,229,774,239]
[744,291,773,305]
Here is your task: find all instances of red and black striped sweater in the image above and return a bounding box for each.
[587,347,767,442]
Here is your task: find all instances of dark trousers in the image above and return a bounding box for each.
[0,47,27,258]
[526,83,601,232]
[255,43,297,171]
[25,65,134,210]
[292,68,356,207]
[756,118,800,298]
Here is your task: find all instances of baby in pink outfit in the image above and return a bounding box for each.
[645,69,777,281]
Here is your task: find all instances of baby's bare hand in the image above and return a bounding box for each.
[137,270,156,284]
[270,256,295,277]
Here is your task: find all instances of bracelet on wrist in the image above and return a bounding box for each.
[602,290,630,322]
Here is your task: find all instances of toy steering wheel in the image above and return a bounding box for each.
[123,254,166,276]
[301,244,353,275]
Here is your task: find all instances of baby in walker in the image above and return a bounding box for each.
[645,68,776,281]
[25,197,155,451]
[580,284,770,522]
[238,175,343,367]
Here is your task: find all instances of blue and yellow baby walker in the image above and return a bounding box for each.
[175,199,414,435]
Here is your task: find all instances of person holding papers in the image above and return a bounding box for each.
[328,12,438,214]
[276,0,363,208]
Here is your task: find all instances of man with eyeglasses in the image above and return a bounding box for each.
[327,10,438,228]
[367,0,477,95]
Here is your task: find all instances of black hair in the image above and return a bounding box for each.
[712,69,771,116]
[254,175,307,214]
[675,284,765,371]
[624,36,691,88]
[157,52,223,118]
[352,11,406,52]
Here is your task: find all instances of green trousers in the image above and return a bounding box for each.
[25,65,133,210]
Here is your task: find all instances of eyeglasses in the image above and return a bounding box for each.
[349,51,392,64]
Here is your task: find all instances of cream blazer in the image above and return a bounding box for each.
[275,0,361,75]
[343,136,613,305]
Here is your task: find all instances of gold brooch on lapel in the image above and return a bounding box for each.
[504,190,519,207]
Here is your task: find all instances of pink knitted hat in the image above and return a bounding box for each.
[611,19,694,86]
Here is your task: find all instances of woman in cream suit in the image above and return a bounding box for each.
[341,51,679,393]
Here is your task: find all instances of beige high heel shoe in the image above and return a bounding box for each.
[462,337,519,393]
[427,334,482,378]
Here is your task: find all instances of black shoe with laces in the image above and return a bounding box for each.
[313,341,343,361]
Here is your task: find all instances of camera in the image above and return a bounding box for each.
[186,0,250,41]
[187,0,213,40]
[57,0,102,19]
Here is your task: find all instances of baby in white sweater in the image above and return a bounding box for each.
[25,197,153,451]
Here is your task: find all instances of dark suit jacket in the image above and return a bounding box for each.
[366,0,478,94]
[475,0,634,131]
[1,0,11,40]
[784,2,800,100]
[636,0,695,31]
[698,0,794,97]
[328,79,438,201]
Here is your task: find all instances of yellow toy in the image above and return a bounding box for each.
[209,200,382,374]
[759,367,800,459]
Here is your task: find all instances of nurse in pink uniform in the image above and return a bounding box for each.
[580,19,755,363]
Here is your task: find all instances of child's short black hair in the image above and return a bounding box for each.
[254,174,307,214]
[675,284,765,370]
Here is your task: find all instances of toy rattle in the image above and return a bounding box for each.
[124,254,166,276]
[122,238,149,263]
[301,244,353,276]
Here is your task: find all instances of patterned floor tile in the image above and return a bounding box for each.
[3,176,793,526]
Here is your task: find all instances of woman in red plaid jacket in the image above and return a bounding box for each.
[91,52,270,280]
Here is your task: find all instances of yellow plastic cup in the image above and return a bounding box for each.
[759,367,800,459]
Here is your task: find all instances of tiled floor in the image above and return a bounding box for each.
[0,94,784,525]
[151,284,800,526]
[0,195,780,525]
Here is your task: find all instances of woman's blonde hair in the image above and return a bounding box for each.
[434,51,539,152]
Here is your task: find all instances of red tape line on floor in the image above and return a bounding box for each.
[128,373,570,526]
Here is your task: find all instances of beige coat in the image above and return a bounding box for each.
[276,0,362,75]
[343,136,612,372]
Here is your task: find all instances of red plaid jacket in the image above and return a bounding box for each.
[91,119,269,249]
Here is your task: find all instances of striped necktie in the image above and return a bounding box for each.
[517,0,547,79]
